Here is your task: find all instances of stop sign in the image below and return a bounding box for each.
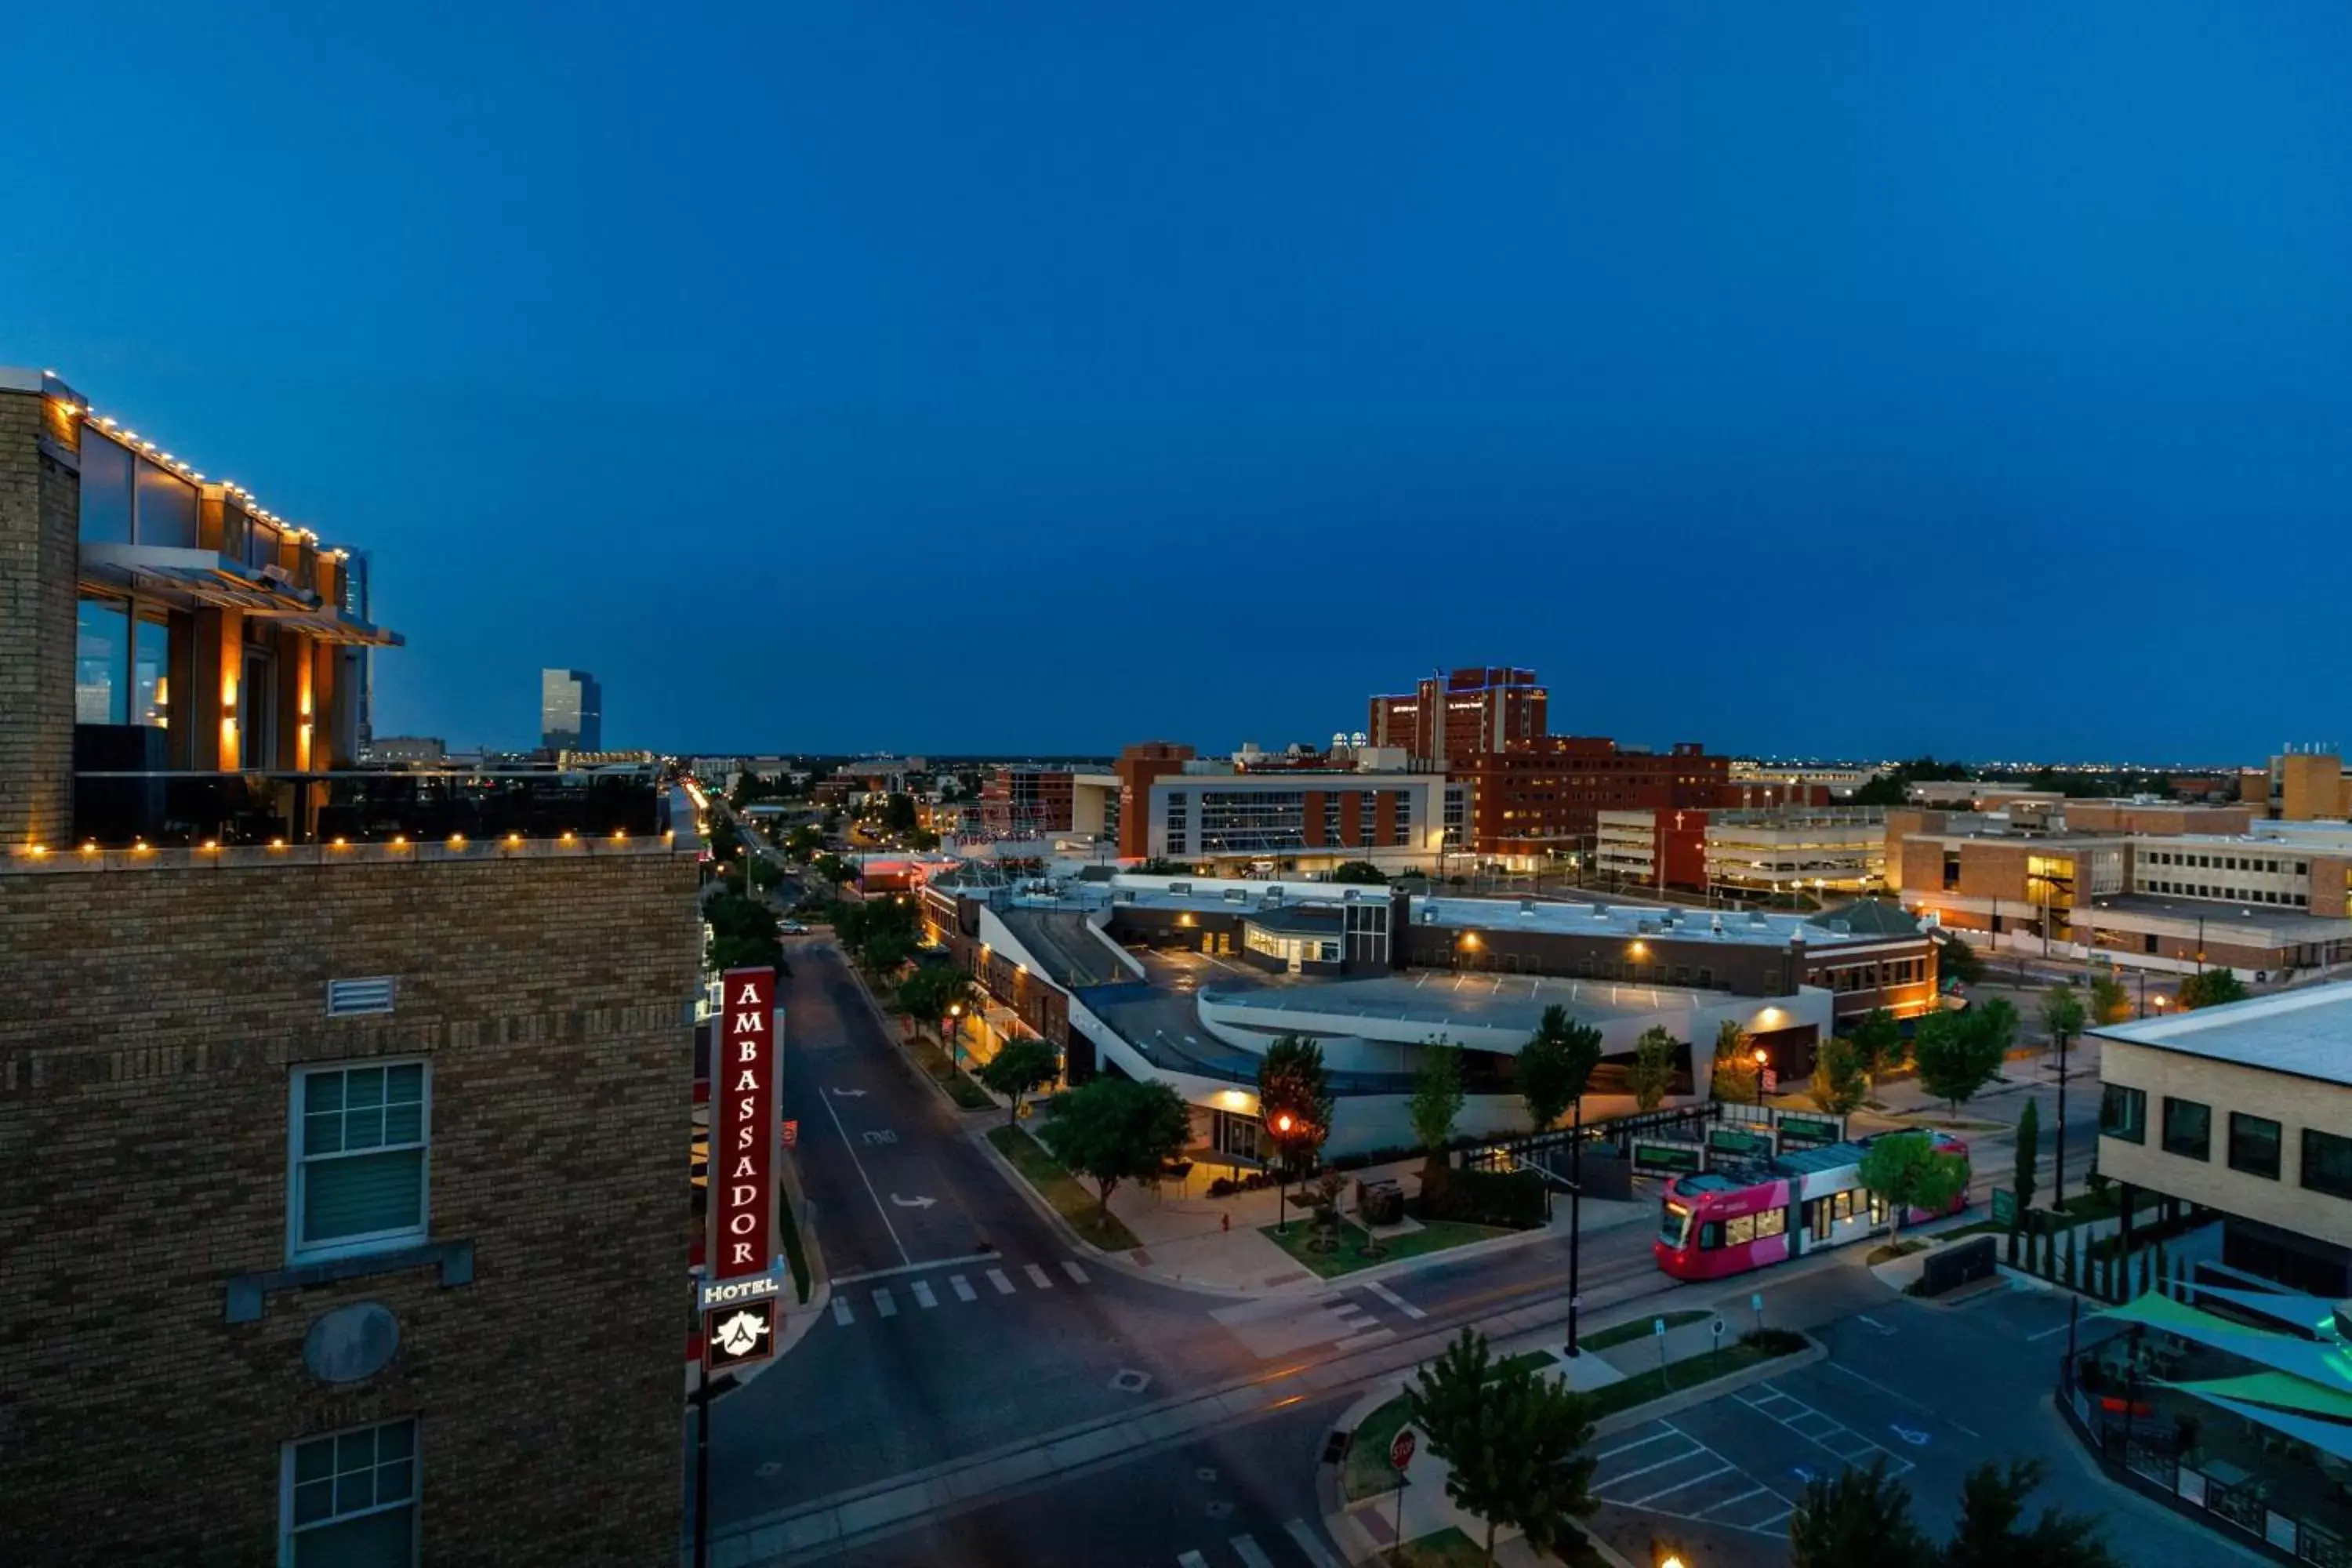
[1390,1426,1417,1472]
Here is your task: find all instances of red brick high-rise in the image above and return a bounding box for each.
[1367,666,1547,764]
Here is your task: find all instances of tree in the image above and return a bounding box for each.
[1857,1133,1969,1242]
[2178,968,2249,1011]
[896,965,977,1058]
[2013,1098,2040,1219]
[1035,1076,1191,1221]
[1407,1328,1599,1565]
[1936,928,1985,985]
[746,854,783,894]
[1409,1039,1466,1179]
[881,792,919,835]
[705,889,785,974]
[1708,1018,1761,1105]
[1973,996,2020,1060]
[906,827,942,851]
[1628,1026,1676,1112]
[1809,1037,1867,1117]
[1258,1036,1334,1181]
[2087,975,2131,1026]
[1912,1011,2003,1122]
[1788,1456,1933,1568]
[1849,1007,1904,1098]
[1518,1005,1602,1133]
[810,852,858,892]
[1943,1457,2121,1568]
[975,1037,1060,1125]
[2041,985,2086,1061]
[1329,860,1388,884]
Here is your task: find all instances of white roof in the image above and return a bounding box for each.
[2094,982,2352,1084]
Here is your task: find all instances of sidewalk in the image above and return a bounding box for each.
[1091,1157,1651,1297]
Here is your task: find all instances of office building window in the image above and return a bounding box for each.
[283,1419,417,1565]
[79,428,136,543]
[2161,1097,2211,1160]
[2099,1083,2146,1144]
[2229,1113,2282,1181]
[290,1062,430,1261]
[2303,1130,2352,1200]
[132,614,170,728]
[75,597,130,724]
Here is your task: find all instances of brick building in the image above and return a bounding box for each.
[0,368,697,1565]
[1367,666,1548,764]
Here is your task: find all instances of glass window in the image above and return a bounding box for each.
[291,1062,430,1261]
[75,597,129,724]
[2229,1113,2281,1181]
[284,1419,416,1565]
[1697,1221,1723,1250]
[132,615,170,729]
[134,459,198,547]
[79,429,134,543]
[1755,1207,1787,1239]
[1831,1189,1853,1220]
[1659,1205,1689,1249]
[248,517,281,570]
[2100,1083,2147,1144]
[2303,1130,2352,1200]
[2161,1097,2211,1160]
[1724,1214,1757,1246]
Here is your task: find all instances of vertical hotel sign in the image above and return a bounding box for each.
[711,967,778,1282]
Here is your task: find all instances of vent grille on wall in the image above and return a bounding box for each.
[327,977,397,1017]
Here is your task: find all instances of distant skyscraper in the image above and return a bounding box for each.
[541,668,602,751]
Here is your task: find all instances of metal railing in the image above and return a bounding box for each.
[69,768,669,848]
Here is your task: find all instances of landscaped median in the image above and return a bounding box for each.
[985,1124,1142,1252]
[1259,1216,1509,1280]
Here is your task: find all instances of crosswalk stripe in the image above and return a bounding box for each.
[873,1287,897,1318]
[950,1274,978,1302]
[1230,1534,1276,1568]
[1176,1553,1208,1568]
[830,1296,853,1326]
[912,1279,938,1309]
[988,1268,1016,1295]
[1025,1263,1053,1289]
[1061,1259,1090,1285]
[1283,1519,1340,1567]
[1362,1279,1429,1320]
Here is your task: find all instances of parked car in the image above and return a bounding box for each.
[780,921,809,935]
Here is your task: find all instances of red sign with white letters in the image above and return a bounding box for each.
[710,967,778,1282]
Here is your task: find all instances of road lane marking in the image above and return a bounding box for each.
[815,1080,910,1265]
[1625,1464,1734,1507]
[830,1297,853,1326]
[950,1275,977,1302]
[1061,1259,1091,1285]
[873,1287,898,1318]
[1230,1534,1276,1568]
[1284,1518,1340,1568]
[1177,1553,1208,1568]
[912,1279,938,1309]
[1362,1279,1428,1319]
[1025,1263,1054,1289]
[988,1268,1016,1295]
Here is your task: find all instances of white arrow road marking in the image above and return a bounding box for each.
[890,1194,935,1209]
[829,1087,867,1098]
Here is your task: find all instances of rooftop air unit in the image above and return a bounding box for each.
[1224,888,1247,903]
[1170,881,1192,895]
[1591,903,1610,920]
[1519,898,1537,916]
[1266,885,1286,903]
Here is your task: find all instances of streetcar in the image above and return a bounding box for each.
[1653,1131,1970,1281]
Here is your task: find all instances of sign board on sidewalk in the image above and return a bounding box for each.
[1762,1069,1780,1095]
[1777,1114,1842,1149]
[1992,1189,2017,1227]
[1389,1427,1416,1473]
[703,1298,778,1373]
[1633,1141,1704,1176]
[1708,1127,1772,1160]
[711,966,779,1283]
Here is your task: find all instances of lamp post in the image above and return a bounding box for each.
[1752,1046,1769,1108]
[1566,1094,1584,1358]
[947,1001,964,1078]
[1272,1111,1295,1235]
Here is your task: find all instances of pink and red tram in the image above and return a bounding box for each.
[1653,1132,1970,1281]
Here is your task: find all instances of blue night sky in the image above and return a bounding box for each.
[8,4,2350,762]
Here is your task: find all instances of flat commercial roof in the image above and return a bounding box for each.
[1204,969,1722,1033]
[2094,983,2352,1086]
[1414,895,1893,951]
[2075,893,2352,941]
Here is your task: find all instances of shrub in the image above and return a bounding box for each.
[1740,1327,1808,1354]
[1417,1167,1548,1229]
[1207,1177,1235,1198]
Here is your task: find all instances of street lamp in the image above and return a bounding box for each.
[1751,1046,1769,1108]
[1272,1111,1295,1234]
[948,1002,964,1078]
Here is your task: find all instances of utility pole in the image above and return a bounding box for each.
[1566,1094,1584,1357]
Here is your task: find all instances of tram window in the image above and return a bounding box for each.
[1725,1214,1757,1246]
[1756,1208,1787,1239]
[1698,1221,1723,1250]
[1832,1191,1854,1221]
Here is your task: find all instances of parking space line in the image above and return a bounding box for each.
[1061,1259,1091,1284]
[1595,1430,1680,1461]
[1826,1359,1983,1438]
[1626,1465,1734,1508]
[950,1275,978,1303]
[1703,1486,1769,1515]
[1597,1449,1708,1490]
[873,1287,898,1318]
[911,1279,938,1309]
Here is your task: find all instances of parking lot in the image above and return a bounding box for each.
[1584,1279,2263,1568]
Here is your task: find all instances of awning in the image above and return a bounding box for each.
[2100,1293,2352,1388]
[80,544,402,647]
[2166,1372,2352,1424]
[2198,1395,2352,1465]
[2187,1283,2344,1338]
